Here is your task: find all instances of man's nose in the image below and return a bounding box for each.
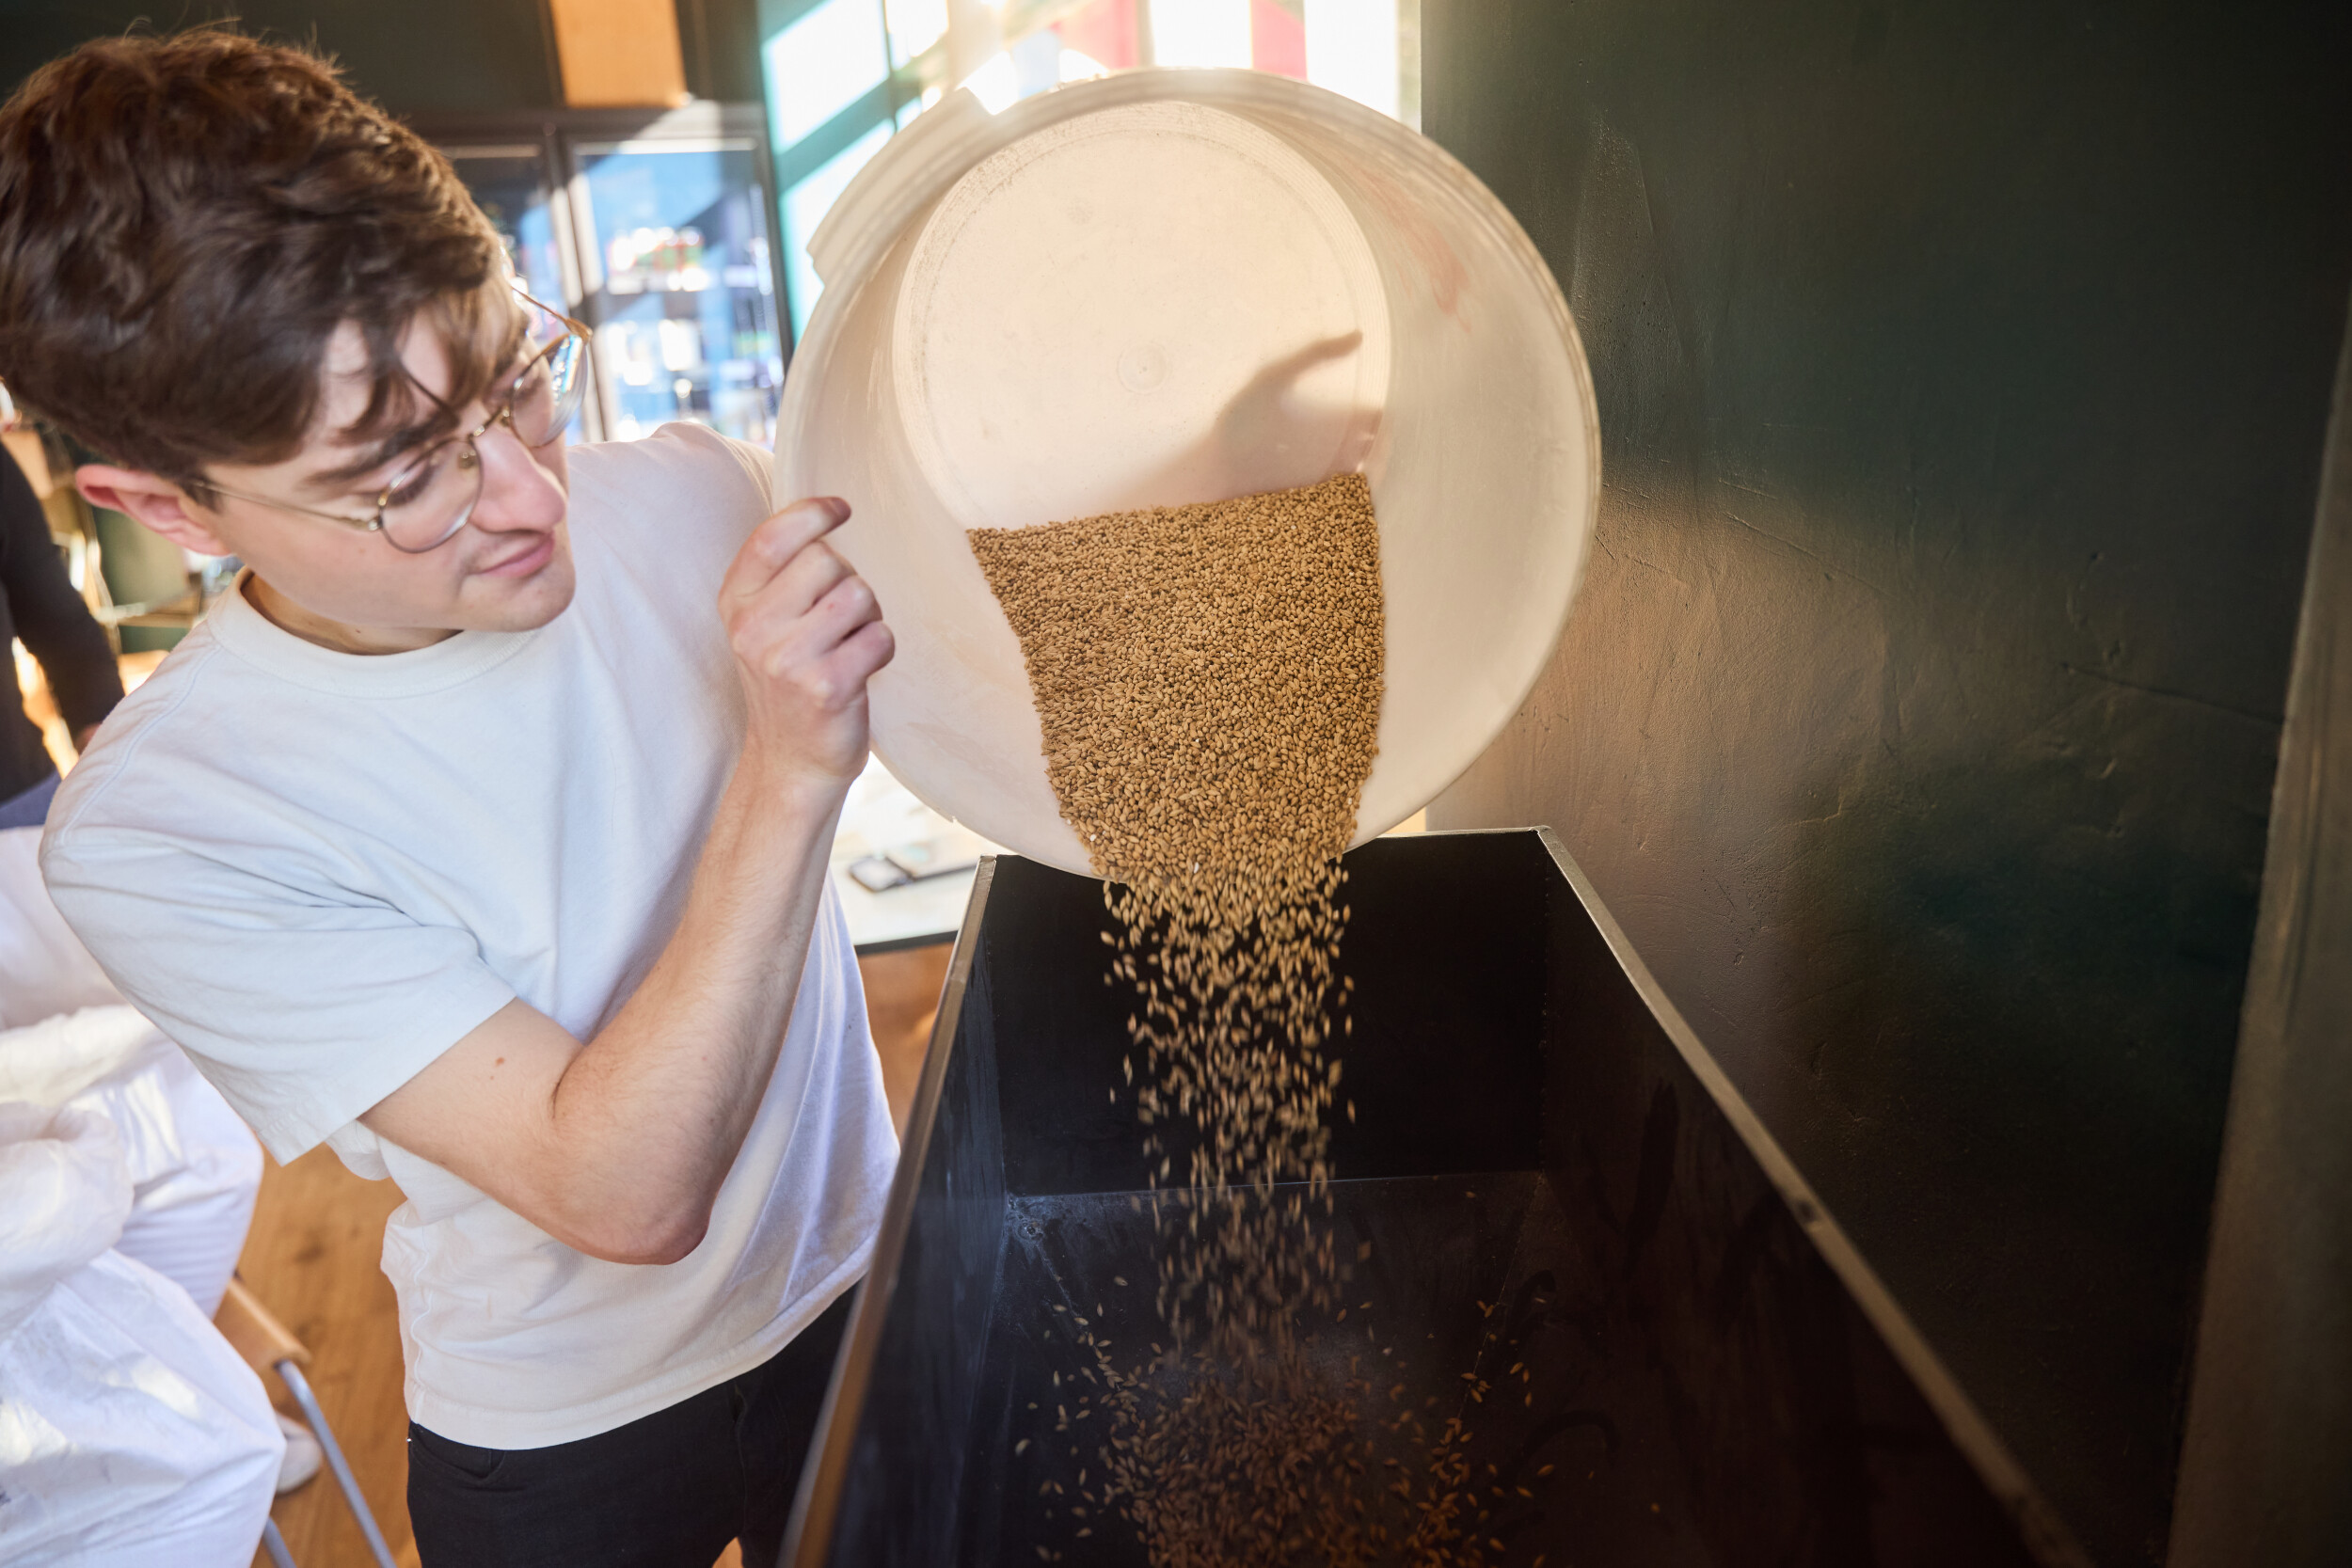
[469,421,564,532]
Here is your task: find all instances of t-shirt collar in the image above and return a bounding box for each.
[204,568,541,697]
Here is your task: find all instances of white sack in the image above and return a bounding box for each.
[0,1007,261,1317]
[0,826,120,1029]
[0,1101,283,1567]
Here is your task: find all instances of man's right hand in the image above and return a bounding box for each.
[718,497,896,793]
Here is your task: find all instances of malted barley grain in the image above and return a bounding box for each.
[974,475,1513,1568]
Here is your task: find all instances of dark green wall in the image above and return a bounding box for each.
[0,0,562,115]
[1422,3,2352,1563]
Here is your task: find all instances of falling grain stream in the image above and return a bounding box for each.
[973,476,1549,1567]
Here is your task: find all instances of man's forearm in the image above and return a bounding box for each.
[536,755,846,1259]
[361,752,851,1264]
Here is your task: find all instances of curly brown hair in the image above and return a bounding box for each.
[0,27,512,492]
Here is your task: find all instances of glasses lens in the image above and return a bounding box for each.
[379,438,485,552]
[508,337,584,448]
[0,379,17,433]
[546,335,588,436]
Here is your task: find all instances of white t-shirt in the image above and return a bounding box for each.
[40,424,898,1449]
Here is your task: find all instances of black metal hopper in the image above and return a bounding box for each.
[784,829,2084,1567]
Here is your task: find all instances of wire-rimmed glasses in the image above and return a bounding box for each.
[203,292,592,553]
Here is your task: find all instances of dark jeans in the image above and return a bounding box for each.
[406,1290,854,1568]
[0,770,57,830]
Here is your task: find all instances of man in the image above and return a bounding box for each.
[0,30,900,1567]
[0,404,123,827]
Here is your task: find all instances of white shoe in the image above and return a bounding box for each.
[276,1413,323,1495]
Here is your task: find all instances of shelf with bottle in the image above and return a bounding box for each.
[606,225,712,295]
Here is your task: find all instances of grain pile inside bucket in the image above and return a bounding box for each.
[969,471,1384,906]
[974,475,1531,1566]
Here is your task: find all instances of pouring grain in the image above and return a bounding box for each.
[975,475,1518,1567]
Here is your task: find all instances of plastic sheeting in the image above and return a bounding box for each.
[0,1007,261,1320]
[1,824,262,1317]
[0,1101,283,1566]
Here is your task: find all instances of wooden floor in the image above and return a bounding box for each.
[242,941,953,1568]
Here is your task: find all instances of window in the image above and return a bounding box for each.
[572,138,787,442]
[758,0,1420,344]
[433,107,791,448]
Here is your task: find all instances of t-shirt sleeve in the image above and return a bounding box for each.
[39,826,516,1164]
[576,423,779,596]
[716,432,778,513]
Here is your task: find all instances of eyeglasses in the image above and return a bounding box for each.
[0,376,17,434]
[203,292,593,554]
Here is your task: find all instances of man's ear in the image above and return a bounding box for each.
[76,464,232,557]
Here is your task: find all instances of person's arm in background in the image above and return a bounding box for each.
[2,444,123,755]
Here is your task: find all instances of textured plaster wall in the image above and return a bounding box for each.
[1420,3,2352,1561]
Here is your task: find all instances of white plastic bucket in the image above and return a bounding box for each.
[776,69,1599,878]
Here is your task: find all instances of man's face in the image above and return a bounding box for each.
[194,303,577,643]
